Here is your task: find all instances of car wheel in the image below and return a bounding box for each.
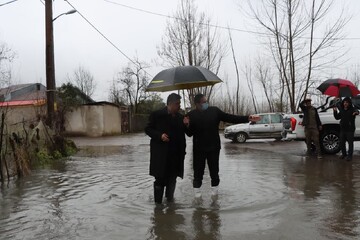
[321,130,340,154]
[234,132,247,143]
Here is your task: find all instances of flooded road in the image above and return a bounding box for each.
[1,133,360,239]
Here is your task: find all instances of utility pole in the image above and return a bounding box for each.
[45,0,56,128]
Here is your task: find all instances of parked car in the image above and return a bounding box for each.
[224,113,284,143]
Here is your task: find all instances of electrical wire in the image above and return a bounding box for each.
[64,0,150,75]
[103,0,270,36]
[0,0,18,7]
[103,0,360,41]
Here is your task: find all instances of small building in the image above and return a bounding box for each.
[0,83,129,136]
[0,83,47,130]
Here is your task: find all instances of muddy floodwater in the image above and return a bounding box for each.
[1,133,360,240]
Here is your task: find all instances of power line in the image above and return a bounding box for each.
[0,0,18,7]
[64,0,151,76]
[103,0,270,36]
[103,0,360,41]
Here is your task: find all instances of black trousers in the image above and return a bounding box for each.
[193,148,220,188]
[154,153,178,202]
[340,131,355,157]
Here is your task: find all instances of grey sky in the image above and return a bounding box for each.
[1,0,360,102]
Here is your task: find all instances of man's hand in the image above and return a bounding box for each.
[161,133,170,142]
[319,125,323,131]
[333,107,337,111]
[183,116,190,127]
[249,115,261,122]
[353,111,359,116]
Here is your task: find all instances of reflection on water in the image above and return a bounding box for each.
[192,205,221,240]
[0,134,360,239]
[147,205,186,240]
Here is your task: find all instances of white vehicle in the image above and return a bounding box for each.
[224,113,284,143]
[283,96,360,154]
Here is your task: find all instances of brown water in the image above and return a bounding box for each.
[1,133,360,240]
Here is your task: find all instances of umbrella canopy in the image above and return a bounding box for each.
[146,66,222,92]
[317,78,360,97]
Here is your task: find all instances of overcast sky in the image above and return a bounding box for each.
[1,0,360,102]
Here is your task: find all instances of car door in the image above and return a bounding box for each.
[270,113,283,138]
[248,114,271,138]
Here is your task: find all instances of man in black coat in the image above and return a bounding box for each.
[145,93,188,204]
[333,97,359,161]
[185,93,260,198]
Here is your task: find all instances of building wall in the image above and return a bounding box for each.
[1,105,45,131]
[64,104,122,137]
[1,103,126,137]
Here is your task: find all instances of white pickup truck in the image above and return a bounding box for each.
[283,96,360,154]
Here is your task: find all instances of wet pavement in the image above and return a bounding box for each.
[1,133,360,239]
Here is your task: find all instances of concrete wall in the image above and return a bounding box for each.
[64,104,122,137]
[1,103,126,137]
[1,105,45,131]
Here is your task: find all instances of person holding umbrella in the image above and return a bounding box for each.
[145,93,189,204]
[299,95,323,159]
[184,93,260,198]
[333,97,359,161]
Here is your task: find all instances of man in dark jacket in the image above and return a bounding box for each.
[185,93,260,198]
[333,97,359,161]
[299,96,323,158]
[145,93,188,204]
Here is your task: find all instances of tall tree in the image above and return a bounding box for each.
[255,58,274,112]
[0,42,15,87]
[67,65,96,98]
[246,0,348,112]
[114,58,150,115]
[157,0,226,106]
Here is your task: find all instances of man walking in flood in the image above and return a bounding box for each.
[299,95,323,159]
[145,93,188,204]
[185,93,260,198]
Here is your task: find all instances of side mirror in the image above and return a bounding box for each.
[250,121,256,125]
[299,114,304,119]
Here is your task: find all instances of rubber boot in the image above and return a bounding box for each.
[154,184,164,204]
[165,179,176,202]
[194,187,202,198]
[211,186,219,196]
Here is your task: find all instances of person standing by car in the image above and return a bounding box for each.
[299,96,323,158]
[333,97,359,161]
[145,93,188,204]
[184,93,260,198]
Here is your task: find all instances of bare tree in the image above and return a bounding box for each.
[157,0,227,106]
[0,42,15,88]
[228,28,241,114]
[246,0,348,112]
[67,65,96,97]
[0,41,15,182]
[108,79,126,106]
[114,59,150,115]
[243,62,258,113]
[255,58,274,112]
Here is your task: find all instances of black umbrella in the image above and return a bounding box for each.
[146,66,222,92]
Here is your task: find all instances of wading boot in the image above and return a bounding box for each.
[194,188,202,198]
[211,186,219,197]
[165,180,176,202]
[154,184,164,204]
